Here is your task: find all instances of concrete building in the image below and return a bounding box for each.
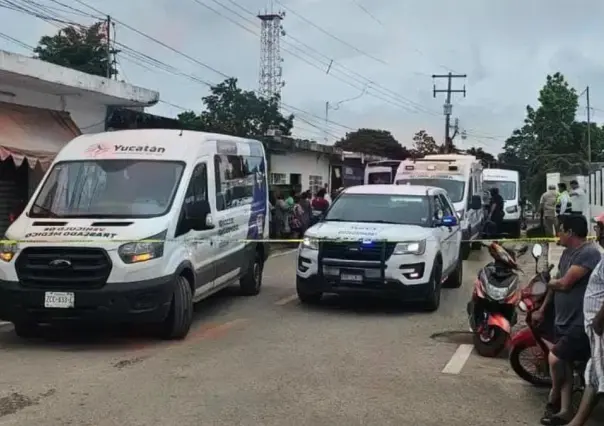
[0,49,159,234]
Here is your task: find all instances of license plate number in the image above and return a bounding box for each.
[341,273,363,282]
[44,292,75,309]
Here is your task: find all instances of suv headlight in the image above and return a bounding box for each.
[0,236,18,262]
[118,230,166,264]
[301,236,318,250]
[393,240,425,255]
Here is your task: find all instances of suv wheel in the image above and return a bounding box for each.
[443,253,463,289]
[13,320,41,338]
[423,260,442,312]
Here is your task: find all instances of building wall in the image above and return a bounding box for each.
[269,151,330,192]
[0,83,106,133]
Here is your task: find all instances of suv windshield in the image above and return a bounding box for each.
[396,178,465,203]
[484,180,516,201]
[30,160,185,218]
[324,193,430,226]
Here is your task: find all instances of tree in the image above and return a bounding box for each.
[34,22,117,78]
[334,128,409,159]
[177,78,293,137]
[500,73,594,202]
[412,130,440,155]
[465,147,497,168]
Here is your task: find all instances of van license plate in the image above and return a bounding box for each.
[341,273,363,283]
[44,292,75,308]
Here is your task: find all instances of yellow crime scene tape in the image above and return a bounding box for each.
[0,236,596,244]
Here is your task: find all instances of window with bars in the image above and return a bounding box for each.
[270,173,287,185]
[309,175,323,194]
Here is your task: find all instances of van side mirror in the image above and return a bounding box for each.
[186,199,214,230]
[470,195,482,210]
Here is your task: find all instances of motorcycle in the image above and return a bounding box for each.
[467,240,528,357]
[509,244,586,395]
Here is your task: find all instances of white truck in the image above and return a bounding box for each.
[395,154,484,260]
[296,184,463,312]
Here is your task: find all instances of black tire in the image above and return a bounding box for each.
[473,327,508,357]
[471,241,482,250]
[240,251,264,296]
[296,280,323,304]
[423,259,442,312]
[443,253,463,289]
[13,320,40,338]
[461,242,471,260]
[509,341,552,387]
[160,275,193,340]
[511,222,522,238]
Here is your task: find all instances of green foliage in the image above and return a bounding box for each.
[177,78,293,137]
[500,72,603,202]
[412,130,440,155]
[33,22,117,78]
[465,147,497,168]
[334,128,409,159]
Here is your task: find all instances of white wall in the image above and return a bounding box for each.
[0,83,106,133]
[270,151,330,190]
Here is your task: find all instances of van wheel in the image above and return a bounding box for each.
[443,254,463,289]
[423,260,442,312]
[13,320,40,338]
[160,275,193,340]
[240,251,264,296]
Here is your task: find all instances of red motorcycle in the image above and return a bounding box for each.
[509,244,586,395]
[467,241,527,357]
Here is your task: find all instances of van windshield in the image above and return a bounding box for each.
[29,160,185,218]
[367,172,392,184]
[484,180,516,201]
[396,178,465,203]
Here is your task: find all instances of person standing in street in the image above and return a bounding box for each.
[569,180,587,216]
[556,183,572,237]
[540,185,558,237]
[566,213,604,426]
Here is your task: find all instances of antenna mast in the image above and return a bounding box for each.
[258,2,285,107]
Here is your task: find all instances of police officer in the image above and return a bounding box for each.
[555,183,572,234]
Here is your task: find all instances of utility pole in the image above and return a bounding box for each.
[586,86,592,165]
[324,101,329,143]
[432,72,467,153]
[105,15,111,79]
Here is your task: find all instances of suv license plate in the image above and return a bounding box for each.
[44,292,75,308]
[341,273,363,282]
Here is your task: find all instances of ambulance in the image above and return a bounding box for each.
[395,154,484,260]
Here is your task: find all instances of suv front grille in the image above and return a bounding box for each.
[320,241,396,261]
[15,247,112,290]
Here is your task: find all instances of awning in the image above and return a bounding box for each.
[0,101,81,170]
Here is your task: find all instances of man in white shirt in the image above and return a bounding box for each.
[569,180,587,216]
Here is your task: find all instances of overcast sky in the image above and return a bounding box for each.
[1,0,604,153]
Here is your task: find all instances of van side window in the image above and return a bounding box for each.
[176,163,207,237]
[214,154,263,211]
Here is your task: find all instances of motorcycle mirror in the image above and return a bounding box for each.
[531,244,543,259]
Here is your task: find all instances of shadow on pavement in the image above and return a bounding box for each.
[298,293,441,316]
[0,286,243,352]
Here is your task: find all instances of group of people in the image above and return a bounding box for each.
[269,184,334,238]
[535,213,603,426]
[539,181,587,237]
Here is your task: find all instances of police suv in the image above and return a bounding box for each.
[0,130,269,340]
[296,185,463,311]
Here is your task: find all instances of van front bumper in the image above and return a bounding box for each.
[0,276,174,325]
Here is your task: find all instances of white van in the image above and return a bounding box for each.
[364,160,402,184]
[395,154,484,259]
[0,130,270,340]
[482,168,521,237]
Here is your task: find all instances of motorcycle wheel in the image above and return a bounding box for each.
[473,326,508,358]
[509,340,552,387]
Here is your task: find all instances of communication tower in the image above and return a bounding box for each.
[258,3,285,105]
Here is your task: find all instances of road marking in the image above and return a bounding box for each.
[269,248,297,258]
[441,344,474,374]
[275,294,299,306]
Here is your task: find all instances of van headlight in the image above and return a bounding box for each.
[0,236,18,262]
[393,240,425,255]
[301,236,318,250]
[506,205,518,213]
[118,230,166,264]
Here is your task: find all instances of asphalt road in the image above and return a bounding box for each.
[0,247,602,426]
